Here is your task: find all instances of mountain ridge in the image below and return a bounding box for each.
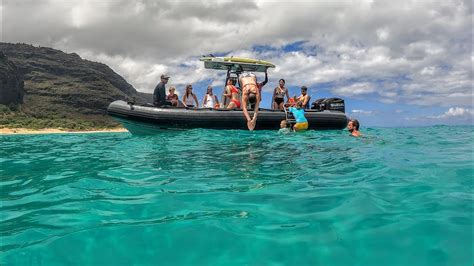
[0,42,152,129]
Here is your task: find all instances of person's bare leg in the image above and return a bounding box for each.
[227,102,237,110]
[242,93,254,130]
[250,93,261,128]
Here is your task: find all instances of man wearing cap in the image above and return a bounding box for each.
[153,74,170,106]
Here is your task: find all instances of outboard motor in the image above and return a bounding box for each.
[311,98,326,110]
[324,98,345,113]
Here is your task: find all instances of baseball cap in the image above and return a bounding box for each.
[161,74,170,79]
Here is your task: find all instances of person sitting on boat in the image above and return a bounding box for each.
[296,86,311,109]
[182,84,199,108]
[221,78,233,108]
[239,72,261,130]
[224,78,241,110]
[289,101,308,132]
[153,73,170,106]
[272,78,289,110]
[347,119,361,137]
[203,85,220,108]
[166,86,179,107]
[279,119,292,134]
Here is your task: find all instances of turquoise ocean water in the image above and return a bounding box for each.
[1,126,472,265]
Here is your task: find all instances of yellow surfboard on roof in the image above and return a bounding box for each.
[200,56,275,72]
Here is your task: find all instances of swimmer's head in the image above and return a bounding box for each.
[248,93,257,104]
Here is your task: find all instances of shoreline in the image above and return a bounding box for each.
[0,127,128,135]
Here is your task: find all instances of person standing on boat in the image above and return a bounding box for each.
[225,78,241,110]
[203,85,220,108]
[289,101,308,131]
[347,119,361,137]
[182,84,199,108]
[153,74,170,106]
[272,79,289,110]
[239,72,261,130]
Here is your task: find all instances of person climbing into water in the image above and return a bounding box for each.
[347,119,361,137]
[239,72,261,130]
[288,101,308,132]
[153,73,170,106]
[278,119,292,133]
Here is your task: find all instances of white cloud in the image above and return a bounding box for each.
[351,109,374,115]
[406,107,474,124]
[376,27,389,42]
[427,107,474,119]
[333,83,375,96]
[2,0,472,109]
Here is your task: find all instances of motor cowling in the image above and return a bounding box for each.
[311,98,345,113]
[324,98,345,112]
[311,98,326,110]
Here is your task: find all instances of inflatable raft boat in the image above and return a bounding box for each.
[107,100,348,134]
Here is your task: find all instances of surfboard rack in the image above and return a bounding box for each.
[200,56,275,73]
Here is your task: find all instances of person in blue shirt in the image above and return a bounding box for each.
[289,101,308,131]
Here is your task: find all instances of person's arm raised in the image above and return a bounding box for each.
[260,70,268,87]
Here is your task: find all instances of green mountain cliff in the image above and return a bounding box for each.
[0,43,151,130]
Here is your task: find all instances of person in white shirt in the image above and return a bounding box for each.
[182,84,199,108]
[203,86,220,108]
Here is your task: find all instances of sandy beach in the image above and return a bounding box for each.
[0,127,128,135]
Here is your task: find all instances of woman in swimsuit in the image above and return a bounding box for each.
[224,79,241,109]
[182,84,199,108]
[272,78,289,110]
[239,72,261,130]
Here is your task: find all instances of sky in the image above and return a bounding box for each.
[1,0,473,127]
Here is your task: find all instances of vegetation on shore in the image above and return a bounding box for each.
[0,104,119,130]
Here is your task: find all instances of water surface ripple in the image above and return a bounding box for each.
[1,126,472,265]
